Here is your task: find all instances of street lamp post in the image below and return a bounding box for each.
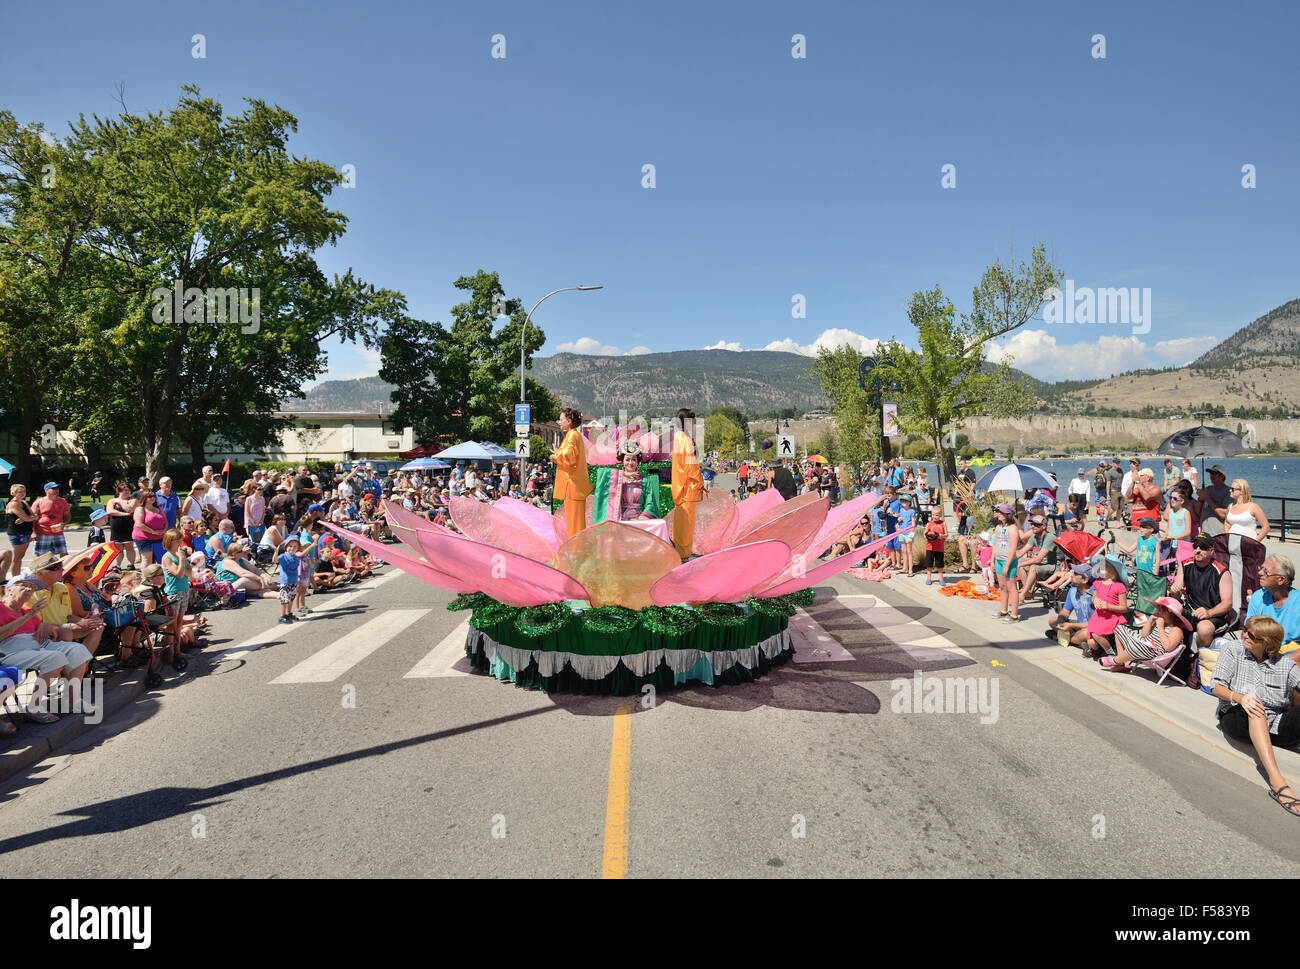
[600,371,648,427]
[517,285,603,488]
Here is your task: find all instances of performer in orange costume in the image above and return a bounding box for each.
[549,406,592,538]
[671,407,703,559]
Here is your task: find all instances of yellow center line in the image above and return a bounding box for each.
[601,699,634,878]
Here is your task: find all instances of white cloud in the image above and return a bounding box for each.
[1152,336,1218,362]
[555,336,623,355]
[705,329,881,357]
[554,337,656,356]
[990,328,1219,381]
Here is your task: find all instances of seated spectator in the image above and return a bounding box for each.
[1246,556,1300,645]
[1085,556,1128,658]
[1209,615,1300,817]
[345,546,374,580]
[1017,515,1055,600]
[0,580,98,722]
[129,564,191,667]
[215,542,278,598]
[830,516,868,559]
[1047,563,1095,647]
[1170,533,1235,648]
[1105,596,1190,670]
[25,552,105,656]
[206,519,238,560]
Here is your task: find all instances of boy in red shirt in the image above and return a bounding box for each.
[924,511,947,586]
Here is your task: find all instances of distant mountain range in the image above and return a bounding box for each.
[282,298,1300,418]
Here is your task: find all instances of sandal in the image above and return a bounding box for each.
[1269,784,1300,818]
[1099,655,1130,671]
[24,709,59,724]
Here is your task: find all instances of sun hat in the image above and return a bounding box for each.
[43,481,59,491]
[89,508,108,523]
[1155,596,1193,630]
[1102,555,1128,585]
[1071,562,1095,579]
[30,552,63,572]
[1137,468,1154,479]
[142,563,163,579]
[1138,516,1158,529]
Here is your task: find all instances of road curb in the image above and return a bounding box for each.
[0,666,148,785]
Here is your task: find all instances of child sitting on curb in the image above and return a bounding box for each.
[1047,562,1096,647]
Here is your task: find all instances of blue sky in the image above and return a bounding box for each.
[3,0,1297,385]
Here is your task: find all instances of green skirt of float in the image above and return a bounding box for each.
[456,597,803,695]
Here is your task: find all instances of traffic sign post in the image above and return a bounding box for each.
[515,438,530,458]
[776,434,795,458]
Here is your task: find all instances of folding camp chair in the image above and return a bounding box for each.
[1130,642,1190,686]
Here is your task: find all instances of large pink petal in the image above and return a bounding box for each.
[717,488,785,548]
[415,525,588,607]
[649,540,791,606]
[493,496,561,551]
[550,520,680,610]
[757,533,898,598]
[381,501,454,560]
[449,496,555,563]
[794,492,883,563]
[322,523,477,594]
[752,492,884,594]
[662,487,736,556]
[728,491,829,552]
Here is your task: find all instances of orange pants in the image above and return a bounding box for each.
[564,498,587,539]
[673,499,698,558]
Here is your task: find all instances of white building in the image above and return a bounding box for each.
[214,412,414,463]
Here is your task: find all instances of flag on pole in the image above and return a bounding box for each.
[221,458,231,475]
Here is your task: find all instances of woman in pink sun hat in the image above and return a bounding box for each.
[1103,596,1191,671]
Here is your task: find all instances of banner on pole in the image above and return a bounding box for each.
[882,403,900,438]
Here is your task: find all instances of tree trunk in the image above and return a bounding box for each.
[12,407,37,488]
[189,434,206,481]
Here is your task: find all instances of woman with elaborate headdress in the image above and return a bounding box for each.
[591,442,662,524]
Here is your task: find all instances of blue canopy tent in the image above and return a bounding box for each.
[400,457,451,471]
[0,458,14,475]
[433,441,517,464]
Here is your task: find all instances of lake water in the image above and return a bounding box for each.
[895,456,1300,523]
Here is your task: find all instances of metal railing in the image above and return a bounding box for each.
[1254,495,1299,543]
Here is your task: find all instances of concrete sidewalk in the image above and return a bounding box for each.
[0,665,149,784]
[875,568,1300,787]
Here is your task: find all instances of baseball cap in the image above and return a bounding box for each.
[1077,468,1086,474]
[1138,516,1158,529]
[1192,534,1214,549]
[1071,563,1094,579]
[276,484,287,492]
[43,481,59,491]
[1209,464,1227,476]
[307,503,324,512]
[995,502,1015,514]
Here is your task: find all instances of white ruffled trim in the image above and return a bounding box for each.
[468,629,793,681]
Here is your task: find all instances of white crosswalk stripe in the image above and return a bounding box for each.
[789,608,854,663]
[403,617,473,678]
[212,569,405,663]
[830,593,972,660]
[270,609,431,684]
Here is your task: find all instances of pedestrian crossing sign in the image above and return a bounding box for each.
[515,438,530,458]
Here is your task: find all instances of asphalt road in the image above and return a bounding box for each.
[1,551,1297,878]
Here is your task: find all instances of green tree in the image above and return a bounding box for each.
[0,115,102,484]
[875,244,1062,484]
[708,406,747,433]
[703,412,744,455]
[381,270,558,447]
[52,88,405,479]
[1006,444,1016,462]
[808,345,875,475]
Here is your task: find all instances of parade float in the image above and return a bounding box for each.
[326,423,892,695]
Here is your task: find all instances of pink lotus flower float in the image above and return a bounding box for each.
[325,489,899,695]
